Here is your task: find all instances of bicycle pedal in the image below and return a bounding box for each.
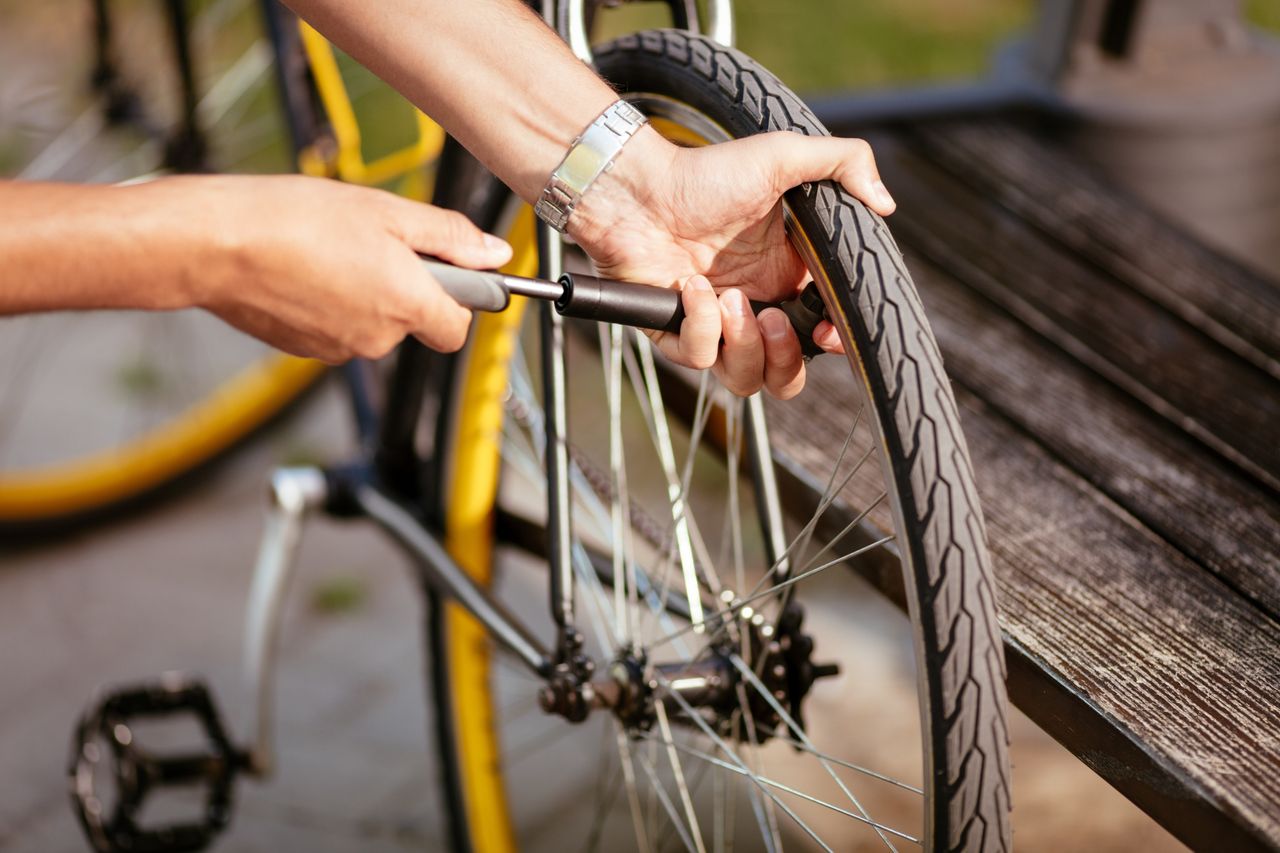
[68,673,249,853]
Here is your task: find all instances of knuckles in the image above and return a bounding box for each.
[769,380,804,401]
[686,348,719,371]
[845,137,874,163]
[353,330,405,361]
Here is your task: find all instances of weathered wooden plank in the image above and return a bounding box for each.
[868,129,1280,493]
[910,119,1280,374]
[770,349,1280,851]
[905,253,1280,619]
[959,391,1280,852]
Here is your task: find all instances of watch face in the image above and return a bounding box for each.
[561,142,611,188]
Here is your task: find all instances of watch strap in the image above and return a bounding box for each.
[534,100,648,233]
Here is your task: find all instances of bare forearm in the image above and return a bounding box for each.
[0,180,210,315]
[282,0,634,201]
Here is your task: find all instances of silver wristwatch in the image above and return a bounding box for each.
[534,100,648,233]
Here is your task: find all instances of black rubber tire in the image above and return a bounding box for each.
[592,30,1012,852]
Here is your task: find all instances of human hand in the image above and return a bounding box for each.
[185,175,511,363]
[569,129,895,399]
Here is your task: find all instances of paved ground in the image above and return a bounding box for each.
[1,382,444,852]
[0,380,1187,852]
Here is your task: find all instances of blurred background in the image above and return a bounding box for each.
[5,1,1278,850]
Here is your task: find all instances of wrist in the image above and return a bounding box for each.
[566,125,679,251]
[126,176,236,312]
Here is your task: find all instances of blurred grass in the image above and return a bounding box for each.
[309,575,368,615]
[734,0,1032,93]
[1247,0,1280,32]
[605,0,1280,94]
[600,0,1033,93]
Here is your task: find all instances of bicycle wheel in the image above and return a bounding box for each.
[0,0,438,530]
[0,0,317,530]
[428,30,1010,852]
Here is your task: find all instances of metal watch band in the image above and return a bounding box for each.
[534,100,648,233]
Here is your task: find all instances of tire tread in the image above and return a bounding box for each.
[596,30,1012,852]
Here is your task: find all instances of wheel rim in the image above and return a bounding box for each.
[439,99,937,851]
[0,0,307,524]
[0,0,440,525]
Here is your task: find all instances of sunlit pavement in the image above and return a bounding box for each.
[1,381,447,852]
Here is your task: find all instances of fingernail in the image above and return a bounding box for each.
[723,289,748,317]
[483,233,509,253]
[818,324,839,346]
[873,180,895,209]
[689,276,712,292]
[760,310,788,340]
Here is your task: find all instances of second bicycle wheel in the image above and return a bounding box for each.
[429,30,1010,852]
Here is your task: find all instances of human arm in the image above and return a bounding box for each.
[283,0,896,396]
[0,176,511,362]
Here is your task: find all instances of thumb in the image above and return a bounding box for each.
[386,197,513,270]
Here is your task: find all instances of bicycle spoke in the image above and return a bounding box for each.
[502,715,586,770]
[17,104,105,180]
[637,366,721,644]
[507,359,695,656]
[649,534,896,650]
[654,700,707,853]
[631,333,707,630]
[730,683,785,852]
[581,726,624,853]
[635,751,699,853]
[615,726,653,853]
[748,440,875,599]
[748,485,888,619]
[197,38,271,131]
[712,762,733,853]
[658,676,832,852]
[753,725,923,796]
[603,323,638,646]
[643,734,920,845]
[729,655,898,851]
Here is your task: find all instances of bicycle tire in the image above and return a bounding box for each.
[427,30,1010,852]
[0,354,325,531]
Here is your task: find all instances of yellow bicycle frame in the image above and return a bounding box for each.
[296,22,445,197]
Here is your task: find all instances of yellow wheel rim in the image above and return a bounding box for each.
[0,354,324,523]
[441,206,537,853]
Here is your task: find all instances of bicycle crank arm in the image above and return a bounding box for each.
[420,257,830,358]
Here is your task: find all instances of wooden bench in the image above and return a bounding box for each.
[787,110,1280,850]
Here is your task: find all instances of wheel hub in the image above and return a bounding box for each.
[582,602,840,743]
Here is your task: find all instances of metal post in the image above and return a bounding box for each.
[538,225,575,634]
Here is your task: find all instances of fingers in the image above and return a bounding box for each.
[762,132,896,217]
[714,289,765,396]
[758,308,805,399]
[375,196,506,353]
[814,319,846,355]
[415,270,475,352]
[712,293,807,399]
[652,276,721,370]
[383,195,512,270]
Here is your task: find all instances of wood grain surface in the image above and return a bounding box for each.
[869,126,1280,494]
[792,113,1280,849]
